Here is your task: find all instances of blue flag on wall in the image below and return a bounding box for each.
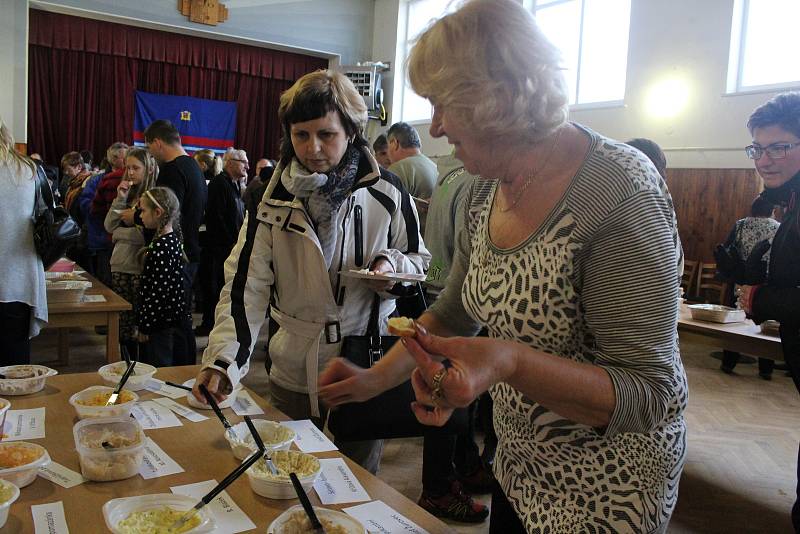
[133,91,236,154]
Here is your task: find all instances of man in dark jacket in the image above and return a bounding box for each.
[144,119,208,364]
[737,92,800,533]
[196,149,247,336]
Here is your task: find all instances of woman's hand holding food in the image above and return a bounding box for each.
[192,368,232,404]
[117,179,131,200]
[365,256,396,292]
[318,358,385,406]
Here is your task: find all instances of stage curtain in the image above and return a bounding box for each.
[27,9,327,166]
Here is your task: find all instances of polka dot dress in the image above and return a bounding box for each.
[137,232,186,334]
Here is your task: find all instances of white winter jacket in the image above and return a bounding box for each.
[201,148,430,415]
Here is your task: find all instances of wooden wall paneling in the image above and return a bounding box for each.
[665,168,763,262]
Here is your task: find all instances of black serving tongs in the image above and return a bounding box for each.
[290,472,326,534]
[169,415,267,532]
[104,360,136,406]
[199,383,237,442]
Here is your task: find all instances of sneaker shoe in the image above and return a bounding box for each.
[418,481,489,523]
[194,325,212,337]
[458,464,496,495]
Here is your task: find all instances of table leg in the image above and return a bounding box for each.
[57,328,70,366]
[107,312,121,363]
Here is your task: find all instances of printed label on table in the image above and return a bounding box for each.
[31,502,70,534]
[81,294,106,303]
[38,461,86,488]
[131,400,183,429]
[139,437,185,479]
[313,457,370,505]
[281,419,338,453]
[344,500,430,534]
[142,378,188,399]
[3,407,46,441]
[230,390,265,416]
[170,479,256,534]
[153,397,208,422]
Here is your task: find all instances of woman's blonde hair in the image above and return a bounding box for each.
[0,118,36,179]
[193,149,222,180]
[125,147,158,205]
[277,69,368,164]
[408,0,569,144]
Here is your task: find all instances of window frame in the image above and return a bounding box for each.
[727,0,800,94]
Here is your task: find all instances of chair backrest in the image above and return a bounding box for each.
[697,262,728,304]
[681,259,699,298]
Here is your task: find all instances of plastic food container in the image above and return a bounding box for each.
[103,493,216,534]
[0,398,9,435]
[225,420,296,460]
[0,479,20,529]
[46,279,92,303]
[47,258,76,272]
[246,450,321,499]
[0,441,51,488]
[268,505,366,534]
[0,365,58,396]
[98,362,157,392]
[69,386,139,420]
[687,304,746,323]
[183,378,242,410]
[73,416,144,482]
[760,320,780,337]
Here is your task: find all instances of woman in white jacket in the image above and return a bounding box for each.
[192,70,430,473]
[104,147,157,359]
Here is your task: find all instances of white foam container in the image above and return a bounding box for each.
[0,441,51,488]
[98,362,157,392]
[0,479,20,529]
[182,378,242,410]
[687,304,747,323]
[246,450,321,500]
[73,416,145,482]
[225,420,295,460]
[0,365,58,396]
[103,493,216,534]
[0,398,9,431]
[268,505,366,534]
[69,385,139,419]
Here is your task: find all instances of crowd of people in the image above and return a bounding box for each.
[2,0,798,530]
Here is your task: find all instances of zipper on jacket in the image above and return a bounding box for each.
[354,204,364,267]
[334,195,356,306]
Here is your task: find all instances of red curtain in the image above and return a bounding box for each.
[27,10,327,166]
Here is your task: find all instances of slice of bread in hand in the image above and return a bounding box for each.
[387,316,416,337]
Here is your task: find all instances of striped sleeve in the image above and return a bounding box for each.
[373,177,431,275]
[579,189,682,436]
[201,210,274,388]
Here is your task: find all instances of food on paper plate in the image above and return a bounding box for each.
[117,506,201,534]
[76,390,135,406]
[387,316,416,337]
[278,512,351,534]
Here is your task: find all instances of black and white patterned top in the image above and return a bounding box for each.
[431,125,688,532]
[732,216,780,263]
[137,232,186,335]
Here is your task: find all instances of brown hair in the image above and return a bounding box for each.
[125,147,159,205]
[60,151,84,173]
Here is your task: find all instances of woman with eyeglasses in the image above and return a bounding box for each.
[736,91,800,532]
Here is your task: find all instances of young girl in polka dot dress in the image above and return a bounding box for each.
[136,187,193,367]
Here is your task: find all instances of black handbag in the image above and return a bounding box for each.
[32,165,81,270]
[327,290,468,441]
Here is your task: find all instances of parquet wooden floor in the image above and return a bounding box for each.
[30,321,799,533]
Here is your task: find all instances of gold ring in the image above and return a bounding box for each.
[431,368,447,390]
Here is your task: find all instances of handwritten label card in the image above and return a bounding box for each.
[142,379,188,399]
[313,458,370,505]
[31,502,70,534]
[139,437,184,479]
[38,462,86,488]
[344,500,430,534]
[4,407,46,441]
[131,401,183,429]
[153,397,208,422]
[281,419,338,453]
[81,294,106,303]
[230,390,265,416]
[170,480,255,534]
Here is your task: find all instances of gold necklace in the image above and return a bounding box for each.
[497,127,563,213]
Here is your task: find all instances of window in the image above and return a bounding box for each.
[727,0,800,93]
[530,0,631,106]
[397,0,455,122]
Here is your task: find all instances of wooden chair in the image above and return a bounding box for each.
[697,262,729,304]
[681,259,699,299]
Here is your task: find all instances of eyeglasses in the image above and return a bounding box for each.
[744,141,800,160]
[229,158,249,165]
